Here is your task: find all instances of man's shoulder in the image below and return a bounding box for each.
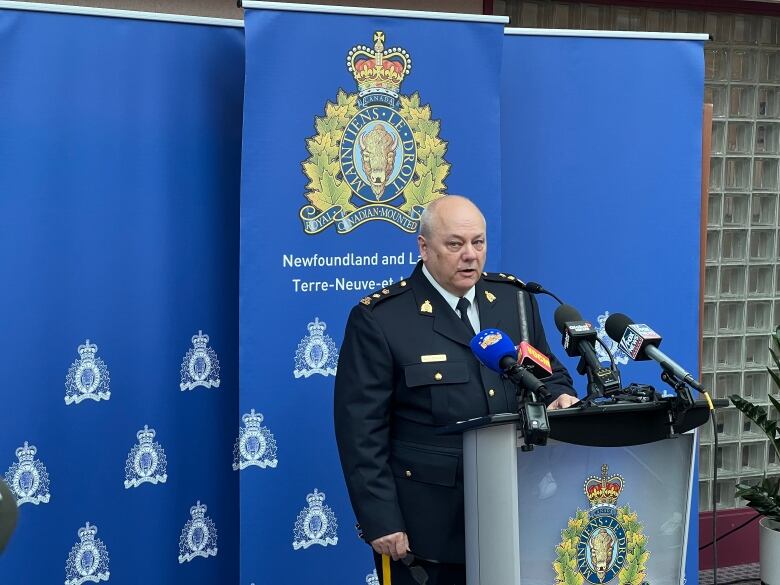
[481,271,526,289]
[353,278,414,311]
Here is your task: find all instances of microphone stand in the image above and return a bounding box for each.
[658,368,695,427]
[504,364,550,452]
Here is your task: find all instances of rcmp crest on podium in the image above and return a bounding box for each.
[595,311,629,366]
[65,339,111,405]
[5,441,50,506]
[292,489,338,550]
[299,31,449,234]
[65,522,110,585]
[178,501,218,563]
[180,330,221,391]
[554,464,649,585]
[293,317,338,379]
[233,409,278,471]
[124,425,168,489]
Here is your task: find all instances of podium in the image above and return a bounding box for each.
[447,400,713,585]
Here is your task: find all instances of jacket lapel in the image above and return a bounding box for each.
[475,277,504,332]
[409,263,473,347]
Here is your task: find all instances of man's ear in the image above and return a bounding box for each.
[417,235,428,261]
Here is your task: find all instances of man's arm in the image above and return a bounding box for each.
[334,304,406,545]
[526,293,578,403]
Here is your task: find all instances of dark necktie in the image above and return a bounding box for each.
[456,297,475,336]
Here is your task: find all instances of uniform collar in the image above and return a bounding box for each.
[421,263,476,311]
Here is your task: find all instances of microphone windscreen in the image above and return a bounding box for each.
[470,328,517,373]
[553,304,582,334]
[0,478,18,553]
[524,281,544,294]
[604,313,634,343]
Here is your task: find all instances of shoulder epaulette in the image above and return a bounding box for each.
[357,277,412,309]
[482,271,526,287]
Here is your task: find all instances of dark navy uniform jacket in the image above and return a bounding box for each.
[334,261,575,563]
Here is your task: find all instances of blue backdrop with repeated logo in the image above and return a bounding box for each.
[0,6,243,584]
[500,31,705,584]
[240,5,505,584]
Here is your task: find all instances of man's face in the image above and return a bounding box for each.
[418,200,487,297]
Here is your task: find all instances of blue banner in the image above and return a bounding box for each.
[0,7,244,584]
[501,31,705,584]
[240,6,505,584]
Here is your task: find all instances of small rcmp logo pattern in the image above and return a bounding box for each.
[292,489,338,550]
[178,501,218,564]
[124,425,168,489]
[293,318,339,379]
[554,464,649,585]
[65,339,111,405]
[180,330,221,391]
[366,570,380,585]
[233,409,278,471]
[65,522,110,585]
[299,31,449,235]
[5,441,50,506]
[595,311,629,366]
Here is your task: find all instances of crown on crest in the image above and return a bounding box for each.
[191,501,207,520]
[16,441,37,463]
[347,31,411,95]
[78,523,98,542]
[78,340,98,359]
[242,409,264,429]
[307,318,326,338]
[137,425,156,444]
[192,331,209,348]
[584,464,624,506]
[585,464,625,506]
[306,489,326,508]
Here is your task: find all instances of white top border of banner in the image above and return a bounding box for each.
[505,28,709,41]
[0,1,244,27]
[243,1,509,24]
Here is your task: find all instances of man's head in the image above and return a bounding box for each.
[418,195,487,297]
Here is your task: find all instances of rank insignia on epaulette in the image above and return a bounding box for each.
[360,297,371,306]
[420,300,433,314]
[484,291,496,303]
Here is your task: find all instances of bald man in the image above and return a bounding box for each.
[334,196,577,585]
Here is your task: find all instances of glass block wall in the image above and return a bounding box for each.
[498,1,780,511]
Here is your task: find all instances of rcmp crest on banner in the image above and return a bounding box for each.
[65,340,111,405]
[65,522,110,585]
[5,441,50,506]
[555,464,649,585]
[292,489,338,550]
[124,425,168,489]
[299,31,450,234]
[180,330,221,391]
[178,501,218,563]
[366,570,380,585]
[595,311,629,366]
[233,409,278,471]
[293,317,338,379]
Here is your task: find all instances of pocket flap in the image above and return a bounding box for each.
[403,361,469,388]
[390,443,459,487]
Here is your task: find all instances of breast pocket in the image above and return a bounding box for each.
[403,361,470,424]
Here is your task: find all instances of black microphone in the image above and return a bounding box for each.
[604,313,705,393]
[553,304,621,396]
[0,478,18,554]
[516,291,553,380]
[524,281,564,305]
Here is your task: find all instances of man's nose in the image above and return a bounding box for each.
[461,243,477,260]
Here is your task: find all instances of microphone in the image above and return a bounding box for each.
[524,281,564,305]
[553,304,621,396]
[470,328,549,398]
[516,291,553,380]
[0,478,18,554]
[470,328,550,450]
[604,313,705,393]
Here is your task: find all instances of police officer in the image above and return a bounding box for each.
[334,196,578,584]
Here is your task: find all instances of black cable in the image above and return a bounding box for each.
[594,335,617,372]
[699,511,761,550]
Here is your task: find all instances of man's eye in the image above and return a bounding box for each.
[447,242,462,251]
[473,240,485,250]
